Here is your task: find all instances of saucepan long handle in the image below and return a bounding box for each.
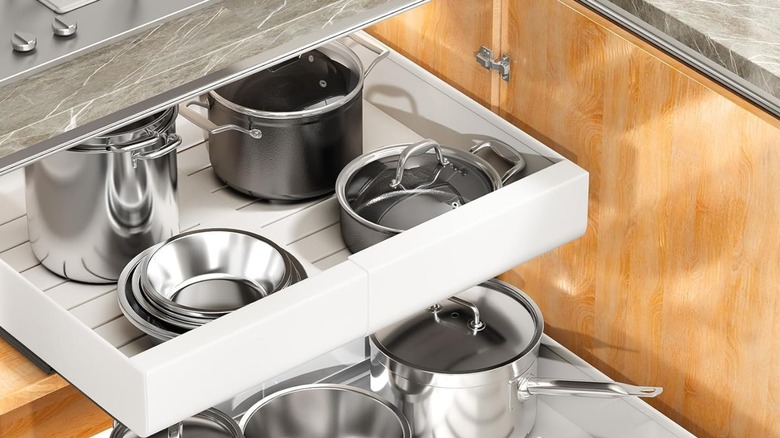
[515,376,662,401]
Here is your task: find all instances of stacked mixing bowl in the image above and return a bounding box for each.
[118,228,307,343]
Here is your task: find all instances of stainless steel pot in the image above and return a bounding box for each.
[336,139,525,253]
[111,408,244,438]
[239,384,412,438]
[25,107,181,283]
[178,36,387,201]
[369,279,662,438]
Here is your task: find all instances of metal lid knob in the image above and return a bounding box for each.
[11,32,37,53]
[52,16,78,37]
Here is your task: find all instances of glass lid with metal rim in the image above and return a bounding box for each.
[371,280,544,374]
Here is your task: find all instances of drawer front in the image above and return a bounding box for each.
[0,33,587,435]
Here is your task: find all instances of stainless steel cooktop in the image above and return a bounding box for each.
[1,0,216,87]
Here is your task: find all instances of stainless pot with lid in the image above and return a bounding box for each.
[369,279,662,438]
[337,139,526,253]
[25,106,182,283]
[111,408,244,438]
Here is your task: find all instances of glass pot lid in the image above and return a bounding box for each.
[371,279,543,374]
[340,139,502,233]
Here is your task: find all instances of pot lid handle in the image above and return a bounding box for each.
[447,296,486,333]
[390,139,450,188]
[515,376,663,401]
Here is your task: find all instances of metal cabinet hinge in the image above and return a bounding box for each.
[476,46,510,81]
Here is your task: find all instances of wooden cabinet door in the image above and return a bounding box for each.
[368,0,501,111]
[499,1,780,437]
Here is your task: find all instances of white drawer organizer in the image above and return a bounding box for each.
[0,34,588,435]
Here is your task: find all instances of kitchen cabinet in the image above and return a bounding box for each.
[0,33,588,436]
[371,1,780,437]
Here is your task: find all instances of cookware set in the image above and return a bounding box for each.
[22,38,663,438]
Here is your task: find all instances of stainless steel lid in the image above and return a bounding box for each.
[337,139,502,234]
[371,279,543,375]
[75,106,178,152]
[111,408,244,438]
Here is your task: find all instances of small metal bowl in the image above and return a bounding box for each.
[239,384,412,438]
[119,238,309,344]
[118,246,185,344]
[140,229,294,320]
[111,408,244,438]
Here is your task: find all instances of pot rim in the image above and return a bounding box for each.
[336,142,504,234]
[75,106,178,152]
[369,279,545,388]
[110,408,243,438]
[238,383,413,437]
[209,41,364,120]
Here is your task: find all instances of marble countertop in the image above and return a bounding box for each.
[607,0,780,100]
[0,0,425,174]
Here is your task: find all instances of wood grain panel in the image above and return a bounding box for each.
[368,0,501,110]
[0,385,111,438]
[0,338,110,437]
[498,1,780,437]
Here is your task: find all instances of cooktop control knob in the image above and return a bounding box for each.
[11,32,37,53]
[52,16,78,37]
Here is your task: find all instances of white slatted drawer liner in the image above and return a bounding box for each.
[0,34,589,435]
[0,100,418,358]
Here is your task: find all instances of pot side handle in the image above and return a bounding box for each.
[469,140,527,185]
[178,102,263,140]
[515,376,662,401]
[348,33,389,77]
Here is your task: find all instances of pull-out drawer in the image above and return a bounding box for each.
[0,33,587,436]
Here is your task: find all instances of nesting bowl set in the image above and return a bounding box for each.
[117,228,307,343]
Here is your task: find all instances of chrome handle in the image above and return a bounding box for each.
[470,140,527,184]
[515,376,663,401]
[178,101,263,140]
[109,132,181,169]
[168,422,183,438]
[390,139,449,188]
[447,296,485,332]
[348,33,390,77]
[135,133,182,162]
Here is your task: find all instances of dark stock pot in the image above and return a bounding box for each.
[369,279,662,438]
[179,36,387,201]
[25,106,181,283]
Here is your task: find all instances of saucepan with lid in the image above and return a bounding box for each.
[336,139,526,253]
[369,279,662,438]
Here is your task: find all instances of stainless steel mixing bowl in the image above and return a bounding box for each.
[239,384,412,438]
[140,229,293,320]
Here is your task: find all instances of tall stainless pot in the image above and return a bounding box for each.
[179,36,387,201]
[25,107,181,283]
[369,280,662,438]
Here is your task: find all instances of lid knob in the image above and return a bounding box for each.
[390,139,450,188]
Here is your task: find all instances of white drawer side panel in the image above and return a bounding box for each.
[130,261,369,434]
[0,259,148,429]
[352,161,588,333]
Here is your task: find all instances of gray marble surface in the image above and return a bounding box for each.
[0,0,423,171]
[608,0,780,99]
